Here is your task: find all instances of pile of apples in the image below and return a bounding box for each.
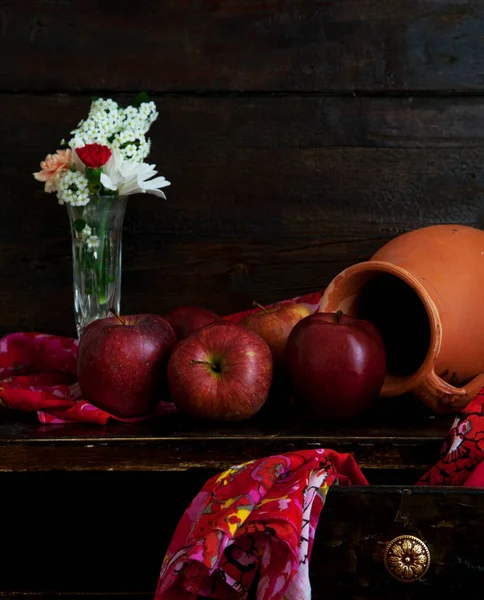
[77,301,387,422]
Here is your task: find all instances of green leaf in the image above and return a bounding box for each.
[86,167,103,195]
[86,167,102,181]
[73,219,87,233]
[131,91,150,108]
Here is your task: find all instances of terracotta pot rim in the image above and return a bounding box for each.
[326,260,442,396]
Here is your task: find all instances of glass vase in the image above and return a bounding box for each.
[66,195,128,338]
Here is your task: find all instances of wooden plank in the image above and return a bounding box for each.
[8,94,484,152]
[2,94,484,336]
[0,395,451,472]
[2,1,484,92]
[0,433,444,473]
[0,438,442,473]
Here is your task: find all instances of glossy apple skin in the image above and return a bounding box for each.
[163,306,220,341]
[242,303,314,366]
[285,312,386,419]
[77,314,177,418]
[167,321,273,421]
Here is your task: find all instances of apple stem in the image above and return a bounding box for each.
[336,309,344,323]
[190,359,222,373]
[109,308,126,326]
[252,301,269,314]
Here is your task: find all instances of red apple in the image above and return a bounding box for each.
[77,314,177,418]
[163,305,220,341]
[241,301,314,366]
[167,321,273,421]
[285,311,386,419]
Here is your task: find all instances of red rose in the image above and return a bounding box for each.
[76,144,112,169]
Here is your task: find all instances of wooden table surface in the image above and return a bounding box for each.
[0,394,452,475]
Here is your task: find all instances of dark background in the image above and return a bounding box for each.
[2,0,484,338]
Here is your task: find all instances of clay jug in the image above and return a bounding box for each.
[319,224,484,414]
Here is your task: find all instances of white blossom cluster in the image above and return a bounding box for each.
[110,129,151,163]
[68,98,158,163]
[56,171,90,206]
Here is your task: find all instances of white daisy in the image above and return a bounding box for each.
[100,149,170,198]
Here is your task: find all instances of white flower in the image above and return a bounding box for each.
[100,149,170,198]
[68,98,123,148]
[56,171,90,206]
[67,98,158,159]
[121,101,158,135]
[86,235,100,250]
[111,130,151,163]
[82,224,92,238]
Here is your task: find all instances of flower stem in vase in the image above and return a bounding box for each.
[96,200,111,304]
[67,194,128,338]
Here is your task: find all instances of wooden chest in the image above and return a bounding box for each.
[1,394,482,600]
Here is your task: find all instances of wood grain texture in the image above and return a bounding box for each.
[311,487,484,598]
[0,396,451,473]
[2,0,484,92]
[0,390,449,463]
[0,441,438,474]
[2,94,484,336]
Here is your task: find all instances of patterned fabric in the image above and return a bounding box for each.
[154,449,368,600]
[417,389,484,486]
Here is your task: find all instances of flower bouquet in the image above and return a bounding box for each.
[33,93,170,337]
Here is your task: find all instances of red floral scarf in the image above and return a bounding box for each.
[154,449,367,600]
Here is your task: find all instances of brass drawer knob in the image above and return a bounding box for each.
[383,535,430,582]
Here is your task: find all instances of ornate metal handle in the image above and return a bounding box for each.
[383,535,431,583]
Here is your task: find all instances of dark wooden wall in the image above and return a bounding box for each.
[2,0,484,338]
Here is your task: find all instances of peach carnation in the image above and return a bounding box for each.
[33,149,73,193]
